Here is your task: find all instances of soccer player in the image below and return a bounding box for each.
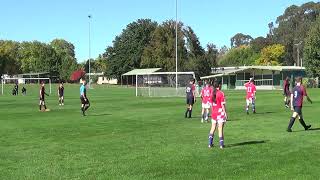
[80,79,90,116]
[14,82,19,95]
[200,80,212,123]
[244,78,256,114]
[208,81,227,149]
[58,82,65,106]
[283,77,291,108]
[287,77,312,132]
[39,81,50,112]
[185,78,196,118]
[21,86,26,96]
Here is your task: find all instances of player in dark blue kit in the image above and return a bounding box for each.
[80,79,90,116]
[287,77,312,132]
[58,82,65,106]
[185,79,196,118]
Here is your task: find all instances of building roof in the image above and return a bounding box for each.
[244,66,305,71]
[122,68,162,76]
[18,72,49,76]
[86,72,104,76]
[202,66,305,79]
[201,69,244,79]
[211,66,304,73]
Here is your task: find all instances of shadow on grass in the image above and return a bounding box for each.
[90,113,112,117]
[254,111,276,115]
[187,116,243,121]
[227,140,267,148]
[294,127,320,132]
[309,128,320,131]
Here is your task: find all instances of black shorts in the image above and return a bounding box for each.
[40,96,45,101]
[59,94,64,98]
[186,97,194,105]
[80,96,89,104]
[293,106,303,117]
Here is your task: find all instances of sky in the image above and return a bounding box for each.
[0,0,311,62]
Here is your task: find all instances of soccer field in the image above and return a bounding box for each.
[0,85,319,179]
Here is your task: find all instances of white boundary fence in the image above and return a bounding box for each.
[1,77,51,95]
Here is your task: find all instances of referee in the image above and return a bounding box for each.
[80,79,90,116]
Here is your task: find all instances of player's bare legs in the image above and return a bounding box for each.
[81,104,86,116]
[201,107,205,123]
[84,101,90,111]
[287,110,311,132]
[189,104,193,118]
[205,108,210,122]
[252,98,256,113]
[208,121,217,148]
[246,99,250,114]
[218,122,225,149]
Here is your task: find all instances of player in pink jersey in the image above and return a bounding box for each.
[244,78,256,114]
[208,81,227,149]
[200,80,213,123]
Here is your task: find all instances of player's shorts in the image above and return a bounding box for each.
[80,96,90,104]
[59,94,64,98]
[202,102,211,109]
[186,97,194,105]
[293,106,303,117]
[39,97,45,105]
[283,91,290,97]
[246,97,255,105]
[212,108,226,124]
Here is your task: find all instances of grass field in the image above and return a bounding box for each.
[0,84,320,179]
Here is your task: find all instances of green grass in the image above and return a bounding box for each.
[0,84,320,179]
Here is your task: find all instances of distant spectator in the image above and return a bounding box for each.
[12,86,17,96]
[22,87,27,96]
[14,83,19,95]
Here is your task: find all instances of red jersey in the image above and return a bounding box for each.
[192,84,196,92]
[211,89,226,121]
[245,82,256,99]
[212,89,225,109]
[201,86,213,104]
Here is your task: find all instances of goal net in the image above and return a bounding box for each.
[136,72,196,97]
[1,77,52,95]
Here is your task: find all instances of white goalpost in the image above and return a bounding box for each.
[135,72,196,97]
[1,77,52,95]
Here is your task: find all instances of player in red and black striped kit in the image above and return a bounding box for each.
[287,77,312,132]
[39,82,50,112]
[283,77,291,108]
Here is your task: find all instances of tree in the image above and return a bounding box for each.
[184,26,205,58]
[219,46,259,66]
[304,17,320,77]
[184,26,211,78]
[50,39,78,80]
[141,20,187,72]
[255,44,285,66]
[273,2,320,65]
[19,41,58,74]
[231,33,253,48]
[250,36,272,53]
[104,19,158,79]
[0,40,21,75]
[205,43,218,68]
